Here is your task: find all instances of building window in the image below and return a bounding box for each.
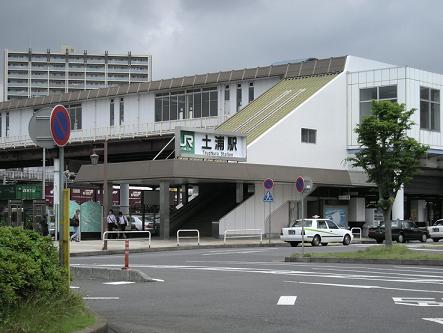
[420,87,440,131]
[119,98,124,125]
[0,113,2,137]
[110,99,114,126]
[68,104,82,130]
[225,85,230,101]
[5,112,9,137]
[248,82,254,102]
[236,84,242,112]
[301,128,316,144]
[359,85,397,121]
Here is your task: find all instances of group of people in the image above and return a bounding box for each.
[107,209,129,238]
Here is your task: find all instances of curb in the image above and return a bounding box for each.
[71,265,155,282]
[284,257,443,266]
[75,311,107,333]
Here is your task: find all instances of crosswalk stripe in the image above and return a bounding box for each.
[103,281,135,285]
[277,296,297,305]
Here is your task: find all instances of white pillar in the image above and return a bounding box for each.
[119,183,130,215]
[392,185,404,220]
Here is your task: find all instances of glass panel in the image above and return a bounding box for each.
[249,86,254,102]
[119,99,124,125]
[76,106,82,129]
[162,96,169,121]
[225,89,230,101]
[309,129,316,143]
[431,102,440,131]
[210,91,218,116]
[359,102,372,121]
[431,89,440,103]
[202,92,210,117]
[170,96,178,120]
[193,92,202,118]
[187,94,194,118]
[317,221,327,229]
[301,128,308,142]
[236,88,242,111]
[326,220,339,229]
[379,85,397,99]
[359,87,377,101]
[291,220,313,227]
[420,86,429,100]
[420,100,429,129]
[155,98,162,121]
[110,102,114,126]
[178,95,185,119]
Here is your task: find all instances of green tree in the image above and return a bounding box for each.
[348,101,428,246]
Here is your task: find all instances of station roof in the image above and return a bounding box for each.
[0,56,346,112]
[75,158,369,187]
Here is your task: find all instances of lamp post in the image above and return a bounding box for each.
[90,140,108,250]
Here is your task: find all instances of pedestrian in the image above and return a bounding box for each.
[106,209,118,238]
[70,209,80,242]
[117,212,128,239]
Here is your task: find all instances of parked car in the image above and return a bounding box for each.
[130,215,160,235]
[368,220,428,244]
[280,218,353,247]
[428,219,443,242]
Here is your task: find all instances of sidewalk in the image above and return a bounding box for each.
[59,236,375,257]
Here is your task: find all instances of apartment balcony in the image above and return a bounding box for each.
[31,57,47,63]
[8,65,28,71]
[131,60,150,65]
[108,76,129,81]
[49,58,66,64]
[108,59,129,65]
[68,58,85,64]
[86,76,105,80]
[8,56,28,62]
[8,82,28,88]
[8,90,29,96]
[49,66,66,72]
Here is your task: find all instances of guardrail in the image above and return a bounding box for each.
[223,229,263,245]
[177,229,200,246]
[351,227,362,240]
[103,230,151,248]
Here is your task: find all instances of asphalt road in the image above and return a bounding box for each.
[72,243,443,333]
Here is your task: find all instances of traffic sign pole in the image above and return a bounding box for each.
[301,192,304,257]
[58,148,65,266]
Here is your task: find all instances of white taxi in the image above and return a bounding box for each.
[280,218,353,247]
[428,219,443,242]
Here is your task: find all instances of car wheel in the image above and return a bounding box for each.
[376,239,383,244]
[342,234,351,246]
[432,238,440,242]
[311,235,321,247]
[398,234,405,243]
[321,242,328,246]
[289,242,300,247]
[420,234,427,243]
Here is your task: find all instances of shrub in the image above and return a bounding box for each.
[0,227,69,307]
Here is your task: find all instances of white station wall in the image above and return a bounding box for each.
[246,73,348,170]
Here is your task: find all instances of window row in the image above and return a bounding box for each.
[110,98,125,126]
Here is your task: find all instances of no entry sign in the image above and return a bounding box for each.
[50,105,71,147]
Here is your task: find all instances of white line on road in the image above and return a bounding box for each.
[83,297,120,300]
[103,281,135,285]
[393,297,443,306]
[286,281,443,294]
[277,296,297,305]
[70,286,79,289]
[423,318,443,325]
[151,278,165,282]
[202,250,268,256]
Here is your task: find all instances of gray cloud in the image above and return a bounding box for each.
[1,0,443,101]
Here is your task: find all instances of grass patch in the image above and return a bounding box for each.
[0,293,95,333]
[291,244,443,260]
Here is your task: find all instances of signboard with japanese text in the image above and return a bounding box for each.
[175,127,247,161]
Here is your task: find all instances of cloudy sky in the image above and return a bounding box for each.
[1,0,442,101]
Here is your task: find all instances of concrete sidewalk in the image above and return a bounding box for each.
[58,236,375,257]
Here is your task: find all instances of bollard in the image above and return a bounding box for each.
[123,239,129,270]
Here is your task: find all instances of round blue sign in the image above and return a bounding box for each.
[263,178,274,190]
[50,105,71,147]
[296,176,305,193]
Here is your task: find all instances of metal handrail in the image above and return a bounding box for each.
[177,229,200,246]
[103,230,151,248]
[223,229,263,245]
[350,227,362,240]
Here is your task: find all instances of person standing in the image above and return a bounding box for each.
[107,209,118,238]
[117,212,128,239]
[70,209,80,242]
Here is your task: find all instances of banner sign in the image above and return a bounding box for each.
[175,127,247,162]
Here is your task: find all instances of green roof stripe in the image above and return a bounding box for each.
[217,74,338,144]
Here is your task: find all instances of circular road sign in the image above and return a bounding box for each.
[50,105,71,147]
[296,176,305,193]
[263,178,274,190]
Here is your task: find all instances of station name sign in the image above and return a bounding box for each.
[175,127,247,162]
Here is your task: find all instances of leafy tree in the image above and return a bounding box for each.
[348,101,428,246]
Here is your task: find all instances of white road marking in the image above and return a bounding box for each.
[103,281,135,285]
[277,296,297,305]
[151,278,165,282]
[202,250,268,256]
[393,297,443,306]
[285,281,443,294]
[423,318,443,325]
[83,297,119,300]
[70,286,79,289]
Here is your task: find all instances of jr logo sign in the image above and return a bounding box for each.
[180,131,195,153]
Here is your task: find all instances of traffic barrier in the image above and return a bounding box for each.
[123,240,129,270]
[177,229,200,246]
[351,227,362,240]
[103,230,151,248]
[223,229,263,245]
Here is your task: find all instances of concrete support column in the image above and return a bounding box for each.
[392,185,404,220]
[236,183,243,204]
[119,183,130,215]
[182,185,188,205]
[159,180,170,240]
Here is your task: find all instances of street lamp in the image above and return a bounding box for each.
[90,140,108,250]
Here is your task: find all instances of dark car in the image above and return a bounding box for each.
[368,220,428,244]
